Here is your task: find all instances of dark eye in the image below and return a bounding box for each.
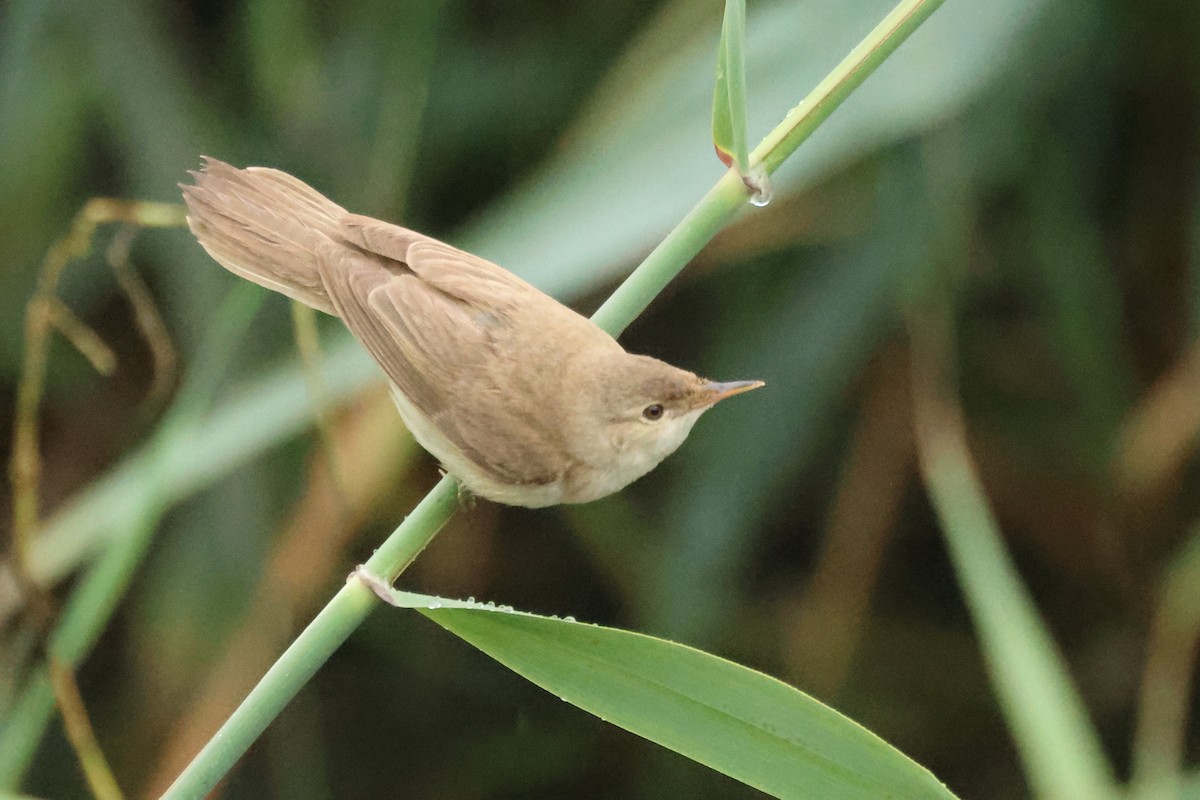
[642,404,664,421]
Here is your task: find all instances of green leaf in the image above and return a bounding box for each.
[712,0,748,171]
[385,592,958,800]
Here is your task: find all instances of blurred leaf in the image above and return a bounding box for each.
[0,1,91,373]
[1184,770,1200,800]
[0,286,266,787]
[341,0,444,214]
[9,333,376,605]
[1193,164,1200,334]
[1131,529,1200,800]
[82,0,209,193]
[1024,149,1135,470]
[464,0,1051,296]
[78,0,228,350]
[910,306,1119,800]
[242,0,325,135]
[384,592,959,800]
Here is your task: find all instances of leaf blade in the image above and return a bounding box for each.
[712,0,748,171]
[399,596,957,800]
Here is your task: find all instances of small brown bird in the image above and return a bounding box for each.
[182,158,763,507]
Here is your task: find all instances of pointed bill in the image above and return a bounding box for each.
[699,379,765,407]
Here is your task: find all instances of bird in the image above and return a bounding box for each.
[181,157,763,507]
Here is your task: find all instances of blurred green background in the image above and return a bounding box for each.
[2,0,1199,797]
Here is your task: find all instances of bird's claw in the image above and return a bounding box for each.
[437,467,475,510]
[456,483,476,510]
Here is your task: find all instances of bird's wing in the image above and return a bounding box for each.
[316,237,567,488]
[340,213,539,311]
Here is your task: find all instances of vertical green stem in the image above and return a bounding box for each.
[1130,531,1200,800]
[909,308,1118,800]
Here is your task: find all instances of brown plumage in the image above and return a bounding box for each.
[182,157,762,506]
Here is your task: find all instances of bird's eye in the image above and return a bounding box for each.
[642,404,665,421]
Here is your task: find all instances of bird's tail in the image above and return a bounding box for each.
[181,156,345,314]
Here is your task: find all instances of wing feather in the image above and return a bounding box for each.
[342,214,544,309]
[315,242,567,486]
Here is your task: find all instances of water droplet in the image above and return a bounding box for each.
[745,166,773,207]
[467,596,476,604]
[563,616,576,623]
[428,601,442,610]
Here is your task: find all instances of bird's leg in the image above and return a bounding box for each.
[438,467,476,510]
[457,484,476,511]
[349,564,399,606]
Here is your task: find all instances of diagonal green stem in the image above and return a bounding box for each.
[594,0,946,334]
[163,1,947,796]
[160,478,460,799]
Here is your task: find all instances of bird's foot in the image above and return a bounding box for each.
[456,483,477,511]
[349,564,399,606]
[437,467,476,510]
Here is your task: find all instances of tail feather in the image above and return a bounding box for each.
[181,156,345,314]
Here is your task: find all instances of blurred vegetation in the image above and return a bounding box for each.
[1,0,1199,798]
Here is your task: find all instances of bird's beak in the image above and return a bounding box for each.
[696,379,765,408]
